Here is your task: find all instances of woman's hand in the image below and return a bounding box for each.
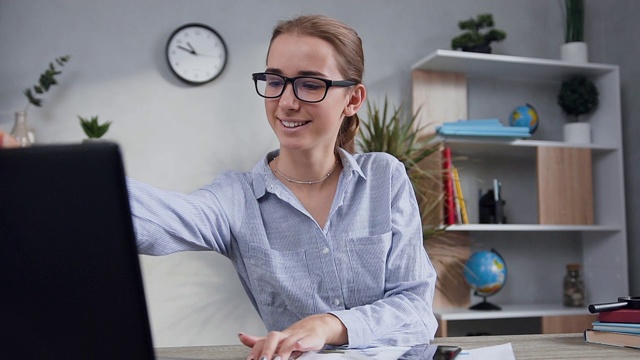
[238,314,347,360]
[0,131,19,148]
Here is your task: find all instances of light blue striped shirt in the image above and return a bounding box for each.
[127,148,437,348]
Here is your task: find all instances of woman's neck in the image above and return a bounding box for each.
[274,148,339,185]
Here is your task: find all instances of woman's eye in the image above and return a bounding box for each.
[300,81,323,91]
[267,80,284,88]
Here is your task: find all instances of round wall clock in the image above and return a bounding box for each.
[166,23,228,85]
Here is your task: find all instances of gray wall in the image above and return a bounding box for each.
[1,0,637,347]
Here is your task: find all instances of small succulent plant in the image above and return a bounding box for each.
[79,115,112,139]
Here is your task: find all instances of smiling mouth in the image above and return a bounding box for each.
[280,120,310,128]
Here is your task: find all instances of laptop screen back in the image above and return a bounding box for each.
[0,143,155,359]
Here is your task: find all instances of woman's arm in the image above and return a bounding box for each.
[127,176,238,256]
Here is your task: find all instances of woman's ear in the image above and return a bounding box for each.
[343,84,367,117]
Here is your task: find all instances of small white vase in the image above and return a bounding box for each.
[563,122,591,144]
[561,42,589,63]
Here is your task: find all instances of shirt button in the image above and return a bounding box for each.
[322,247,330,254]
[333,298,340,306]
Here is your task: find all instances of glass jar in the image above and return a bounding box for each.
[563,263,585,307]
[10,111,33,147]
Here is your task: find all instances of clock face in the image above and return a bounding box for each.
[166,23,228,85]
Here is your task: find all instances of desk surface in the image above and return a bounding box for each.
[155,333,638,360]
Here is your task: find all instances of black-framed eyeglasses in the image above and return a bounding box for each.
[252,72,357,103]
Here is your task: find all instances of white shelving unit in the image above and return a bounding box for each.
[436,303,590,321]
[412,50,628,335]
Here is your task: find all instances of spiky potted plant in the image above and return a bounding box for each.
[79,115,112,142]
[561,0,588,62]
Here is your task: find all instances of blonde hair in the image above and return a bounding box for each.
[268,15,364,153]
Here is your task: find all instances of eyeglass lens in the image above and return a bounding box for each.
[255,74,328,102]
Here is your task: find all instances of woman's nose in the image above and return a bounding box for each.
[278,82,299,108]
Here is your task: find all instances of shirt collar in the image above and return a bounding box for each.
[250,148,366,199]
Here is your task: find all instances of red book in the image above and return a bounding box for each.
[599,309,640,324]
[442,147,455,225]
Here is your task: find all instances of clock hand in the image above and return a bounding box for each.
[187,42,198,55]
[177,45,196,55]
[195,52,223,58]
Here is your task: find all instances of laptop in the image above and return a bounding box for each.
[0,143,156,359]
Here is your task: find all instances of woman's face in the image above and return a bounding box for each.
[264,34,354,155]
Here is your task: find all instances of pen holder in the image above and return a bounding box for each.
[479,190,507,224]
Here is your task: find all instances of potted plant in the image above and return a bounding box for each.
[557,76,599,143]
[358,97,469,301]
[561,0,588,62]
[11,55,70,147]
[79,115,112,141]
[451,14,506,54]
[358,98,442,227]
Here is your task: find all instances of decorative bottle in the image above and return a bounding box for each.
[10,111,33,147]
[563,263,585,307]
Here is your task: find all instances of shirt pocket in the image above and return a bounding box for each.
[345,231,392,305]
[246,244,316,317]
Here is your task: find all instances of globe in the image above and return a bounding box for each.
[509,103,539,134]
[464,249,507,310]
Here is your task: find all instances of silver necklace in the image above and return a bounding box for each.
[274,158,339,185]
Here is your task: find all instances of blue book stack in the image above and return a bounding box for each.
[436,119,531,139]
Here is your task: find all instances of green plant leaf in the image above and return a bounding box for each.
[565,0,584,42]
[451,13,506,51]
[79,115,112,139]
[23,89,43,107]
[557,76,598,118]
[24,55,70,111]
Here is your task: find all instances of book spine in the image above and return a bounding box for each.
[584,329,640,349]
[442,147,455,225]
[452,166,469,224]
[452,170,462,224]
[592,321,640,334]
[599,309,640,324]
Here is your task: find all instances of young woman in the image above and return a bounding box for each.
[1,15,437,360]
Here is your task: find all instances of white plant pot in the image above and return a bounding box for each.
[563,122,591,144]
[561,42,589,63]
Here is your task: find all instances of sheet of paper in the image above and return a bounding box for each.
[457,343,516,360]
[297,346,410,360]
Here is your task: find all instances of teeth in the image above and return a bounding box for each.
[282,120,307,128]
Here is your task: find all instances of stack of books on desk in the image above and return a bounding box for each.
[436,119,531,139]
[584,309,640,349]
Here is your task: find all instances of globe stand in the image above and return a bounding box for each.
[469,295,502,311]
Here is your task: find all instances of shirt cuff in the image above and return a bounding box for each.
[329,310,373,348]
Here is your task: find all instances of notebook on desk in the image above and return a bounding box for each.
[0,143,157,359]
